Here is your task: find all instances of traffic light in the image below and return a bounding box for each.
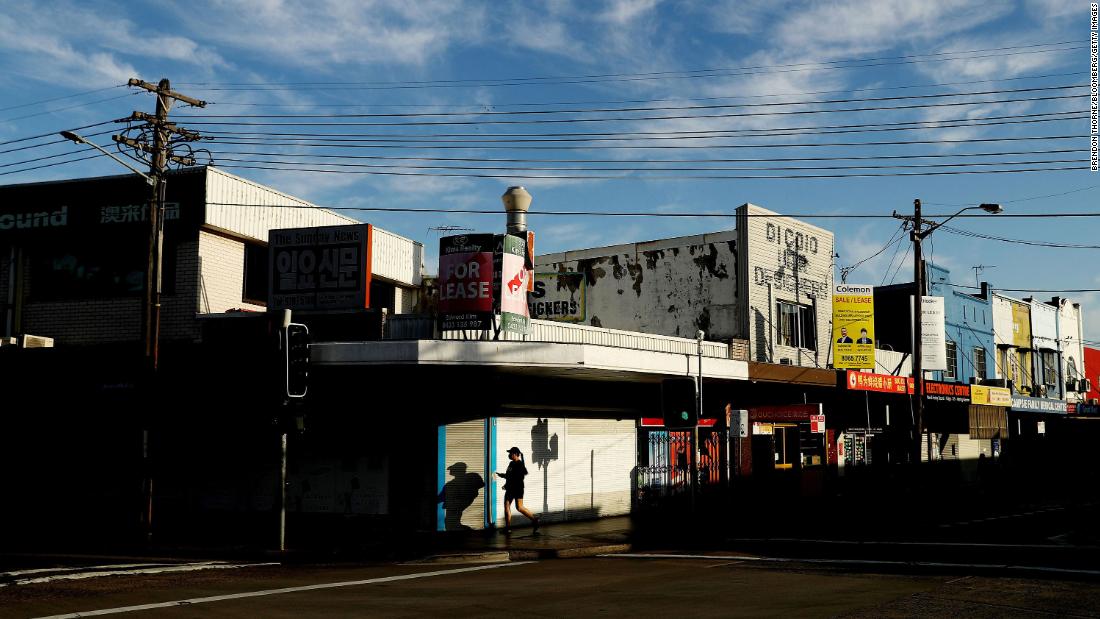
[661,377,697,428]
[285,323,310,398]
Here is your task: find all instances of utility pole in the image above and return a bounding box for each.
[118,78,204,542]
[894,199,1003,466]
[911,199,926,465]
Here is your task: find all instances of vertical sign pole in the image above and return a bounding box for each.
[279,432,287,552]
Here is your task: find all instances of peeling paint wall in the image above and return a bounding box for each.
[535,232,740,341]
[736,203,834,368]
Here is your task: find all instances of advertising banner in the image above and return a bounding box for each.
[810,414,826,433]
[913,295,947,370]
[846,370,915,394]
[831,284,875,369]
[439,234,496,330]
[269,224,372,311]
[497,234,530,335]
[529,272,586,322]
[970,385,1012,406]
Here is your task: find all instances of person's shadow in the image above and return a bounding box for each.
[437,462,485,531]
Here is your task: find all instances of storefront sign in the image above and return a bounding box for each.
[832,284,875,369]
[846,371,915,394]
[269,224,372,311]
[736,409,749,437]
[913,296,947,370]
[748,404,822,422]
[439,234,496,330]
[810,414,826,433]
[497,234,530,335]
[924,381,971,403]
[1010,396,1068,414]
[752,422,774,435]
[529,272,586,322]
[1037,421,1046,434]
[971,385,1012,406]
[1078,403,1100,416]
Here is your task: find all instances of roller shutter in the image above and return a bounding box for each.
[439,420,487,531]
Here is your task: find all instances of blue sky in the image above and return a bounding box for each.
[1,0,1097,337]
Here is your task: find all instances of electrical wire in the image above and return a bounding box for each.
[178,84,1087,119]
[173,93,1088,127]
[202,71,1087,109]
[0,84,123,113]
[214,162,1090,179]
[199,147,1084,165]
[0,119,119,147]
[199,134,1090,152]
[195,109,1089,142]
[0,128,118,156]
[0,92,138,124]
[0,152,107,177]
[179,42,1087,91]
[840,222,906,281]
[196,200,1100,219]
[947,283,1100,293]
[207,155,1085,173]
[940,225,1100,249]
[880,234,908,286]
[924,184,1100,207]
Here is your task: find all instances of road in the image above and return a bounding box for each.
[5,553,1100,618]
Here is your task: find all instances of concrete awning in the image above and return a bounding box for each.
[313,339,749,383]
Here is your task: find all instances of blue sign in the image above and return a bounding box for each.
[1010,396,1068,414]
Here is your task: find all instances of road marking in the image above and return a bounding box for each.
[2,563,188,578]
[33,561,533,619]
[601,553,1100,576]
[728,538,1098,550]
[4,562,278,587]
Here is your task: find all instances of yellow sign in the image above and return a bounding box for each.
[971,385,1012,406]
[832,284,875,369]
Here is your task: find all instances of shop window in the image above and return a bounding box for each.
[1042,351,1058,386]
[243,242,268,306]
[29,234,175,301]
[1067,357,1079,382]
[973,347,987,380]
[776,301,815,351]
[944,341,957,380]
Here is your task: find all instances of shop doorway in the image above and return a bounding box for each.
[773,424,800,470]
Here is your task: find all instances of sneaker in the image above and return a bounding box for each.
[532,516,540,533]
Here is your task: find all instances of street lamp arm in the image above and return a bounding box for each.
[917,203,1003,239]
[58,131,155,185]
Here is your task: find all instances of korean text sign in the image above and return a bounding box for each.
[269,224,372,311]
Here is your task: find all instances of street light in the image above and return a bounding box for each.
[895,200,1003,464]
[59,131,155,186]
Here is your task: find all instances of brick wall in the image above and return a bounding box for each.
[197,230,265,315]
[13,240,201,345]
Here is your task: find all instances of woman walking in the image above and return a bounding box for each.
[497,446,540,533]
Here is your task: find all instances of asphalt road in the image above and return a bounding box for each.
[5,554,1100,618]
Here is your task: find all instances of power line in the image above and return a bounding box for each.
[215,162,1089,180]
[174,93,1088,127]
[941,225,1100,249]
[0,152,106,177]
[208,155,1085,173]
[841,222,906,281]
[199,134,1090,152]
[0,84,123,113]
[948,283,1100,293]
[178,42,1086,90]
[202,71,1087,110]
[0,128,118,156]
[199,200,1100,219]
[0,92,138,124]
[924,184,1100,207]
[0,119,119,148]
[178,84,1087,119]
[195,108,1088,140]
[201,147,1084,165]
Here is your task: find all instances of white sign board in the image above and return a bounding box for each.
[912,295,947,370]
[735,409,749,438]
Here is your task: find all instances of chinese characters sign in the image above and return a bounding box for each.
[832,284,875,369]
[439,234,496,330]
[269,224,372,311]
[846,370,915,394]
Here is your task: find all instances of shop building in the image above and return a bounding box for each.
[992,292,1036,394]
[533,203,834,369]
